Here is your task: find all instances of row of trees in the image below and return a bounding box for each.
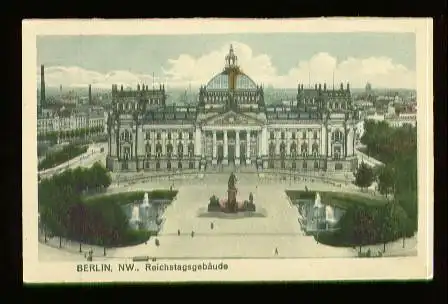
[38,144,88,171]
[38,126,104,144]
[38,163,128,254]
[319,200,413,253]
[354,120,418,232]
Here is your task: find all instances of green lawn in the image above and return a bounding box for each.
[83,190,178,206]
[285,190,387,209]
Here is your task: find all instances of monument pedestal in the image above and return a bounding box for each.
[227,188,238,213]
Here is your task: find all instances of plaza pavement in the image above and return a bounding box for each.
[108,182,357,259]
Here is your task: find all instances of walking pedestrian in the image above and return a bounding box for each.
[210,222,214,230]
[191,231,195,238]
[274,247,278,256]
[177,229,180,236]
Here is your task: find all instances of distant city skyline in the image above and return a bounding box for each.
[37,33,416,89]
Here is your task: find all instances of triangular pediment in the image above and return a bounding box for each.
[203,111,263,127]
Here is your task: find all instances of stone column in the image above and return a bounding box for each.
[235,130,240,165]
[261,126,268,156]
[246,131,251,164]
[347,127,353,156]
[194,127,202,156]
[223,130,228,165]
[321,126,326,157]
[151,131,156,156]
[161,131,166,155]
[173,139,177,156]
[138,126,145,156]
[212,130,217,164]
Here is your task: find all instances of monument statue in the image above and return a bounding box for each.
[207,171,255,213]
[228,172,237,189]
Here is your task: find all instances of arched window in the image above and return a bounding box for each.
[312,143,319,157]
[177,143,184,158]
[156,143,162,158]
[188,143,194,157]
[269,142,276,157]
[292,161,296,169]
[290,142,297,157]
[301,143,308,157]
[189,161,194,169]
[280,142,286,157]
[314,161,319,169]
[167,161,172,170]
[166,143,173,157]
[281,160,286,169]
[145,143,151,158]
[156,161,160,170]
[303,161,308,169]
[178,161,182,169]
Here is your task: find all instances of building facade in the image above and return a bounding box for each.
[107,45,359,173]
[37,111,107,141]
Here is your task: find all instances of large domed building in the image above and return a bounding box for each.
[106,45,359,173]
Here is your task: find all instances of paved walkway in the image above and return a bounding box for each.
[103,184,356,259]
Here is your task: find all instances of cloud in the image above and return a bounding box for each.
[38,41,416,89]
[37,66,158,90]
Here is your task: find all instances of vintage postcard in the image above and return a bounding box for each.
[22,18,433,283]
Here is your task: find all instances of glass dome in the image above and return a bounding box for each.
[235,74,257,89]
[206,73,229,90]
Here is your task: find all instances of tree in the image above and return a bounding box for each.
[378,203,394,252]
[354,162,374,191]
[67,202,89,252]
[351,206,376,253]
[377,165,395,198]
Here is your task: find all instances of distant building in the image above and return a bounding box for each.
[37,110,106,142]
[107,45,360,173]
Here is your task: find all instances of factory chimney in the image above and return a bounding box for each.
[88,84,92,105]
[40,65,46,107]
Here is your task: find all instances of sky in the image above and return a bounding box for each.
[36,33,416,90]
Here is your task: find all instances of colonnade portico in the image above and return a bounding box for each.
[202,125,266,166]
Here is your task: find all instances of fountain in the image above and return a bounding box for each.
[207,172,256,213]
[142,192,150,208]
[314,192,323,209]
[129,205,141,230]
[325,204,337,224]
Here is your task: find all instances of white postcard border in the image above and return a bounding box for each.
[22,18,433,283]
